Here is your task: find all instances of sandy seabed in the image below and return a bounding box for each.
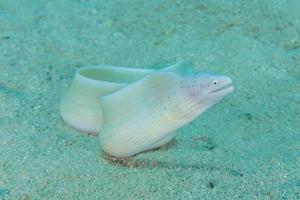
[0,0,299,199]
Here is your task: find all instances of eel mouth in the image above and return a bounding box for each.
[209,78,234,97]
[212,84,234,95]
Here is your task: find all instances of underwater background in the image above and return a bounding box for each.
[0,0,299,199]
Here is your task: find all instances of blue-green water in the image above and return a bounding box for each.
[0,0,299,199]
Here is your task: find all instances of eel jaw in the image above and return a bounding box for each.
[199,76,234,106]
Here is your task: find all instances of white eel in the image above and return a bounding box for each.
[60,61,234,157]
